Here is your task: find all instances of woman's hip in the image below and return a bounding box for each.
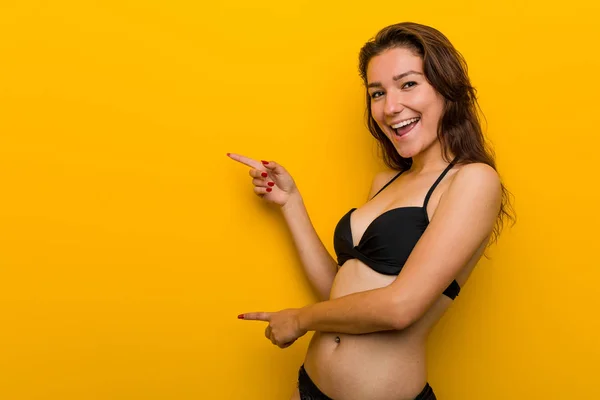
[297,364,436,400]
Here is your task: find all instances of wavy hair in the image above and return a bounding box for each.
[358,22,515,243]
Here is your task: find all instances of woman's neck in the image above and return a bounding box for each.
[409,142,454,174]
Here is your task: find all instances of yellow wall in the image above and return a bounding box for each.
[1,1,599,399]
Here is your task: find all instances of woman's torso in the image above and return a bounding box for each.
[303,165,485,400]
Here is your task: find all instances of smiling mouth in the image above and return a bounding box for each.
[390,117,421,137]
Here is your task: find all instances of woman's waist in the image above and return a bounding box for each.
[330,259,397,298]
[306,330,426,365]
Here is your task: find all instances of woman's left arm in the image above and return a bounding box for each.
[240,164,502,347]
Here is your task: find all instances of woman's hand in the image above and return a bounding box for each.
[238,308,308,349]
[227,153,298,207]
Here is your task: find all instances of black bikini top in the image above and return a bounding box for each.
[333,161,461,300]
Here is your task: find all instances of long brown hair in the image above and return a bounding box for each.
[358,22,515,243]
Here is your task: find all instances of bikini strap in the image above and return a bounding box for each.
[370,170,405,200]
[423,158,458,209]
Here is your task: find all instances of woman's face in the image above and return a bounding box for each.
[366,47,446,159]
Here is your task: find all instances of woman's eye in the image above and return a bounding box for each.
[370,91,384,99]
[402,81,417,89]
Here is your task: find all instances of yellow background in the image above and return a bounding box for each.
[1,1,599,399]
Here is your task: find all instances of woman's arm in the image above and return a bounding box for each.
[297,163,502,333]
[279,191,339,301]
[241,164,502,345]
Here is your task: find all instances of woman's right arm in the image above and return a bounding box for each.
[228,154,337,301]
[279,192,338,301]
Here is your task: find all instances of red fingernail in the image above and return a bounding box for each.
[261,160,269,165]
[261,172,268,178]
[268,182,274,187]
[266,188,272,192]
[238,314,245,319]
[226,153,230,156]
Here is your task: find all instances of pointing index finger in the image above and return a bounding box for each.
[238,312,271,321]
[227,153,264,170]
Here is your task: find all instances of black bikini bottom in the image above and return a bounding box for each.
[298,364,437,400]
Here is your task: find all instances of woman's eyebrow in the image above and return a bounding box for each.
[367,71,423,88]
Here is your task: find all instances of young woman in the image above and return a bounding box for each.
[229,22,513,400]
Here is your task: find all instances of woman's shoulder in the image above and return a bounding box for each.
[452,162,500,187]
[447,162,502,205]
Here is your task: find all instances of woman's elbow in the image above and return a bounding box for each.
[390,312,413,331]
[388,296,420,331]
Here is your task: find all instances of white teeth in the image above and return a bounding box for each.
[391,117,420,129]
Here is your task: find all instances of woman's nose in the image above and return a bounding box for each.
[383,91,403,116]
